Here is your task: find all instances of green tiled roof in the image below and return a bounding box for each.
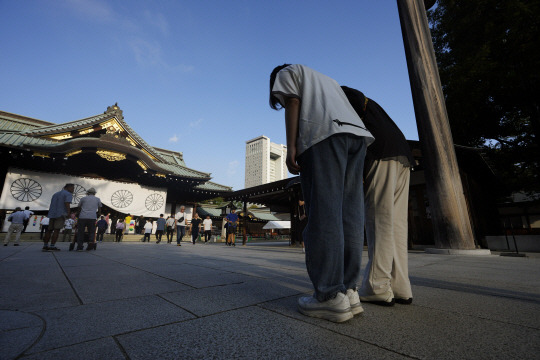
[195,181,233,192]
[197,207,223,218]
[153,147,186,166]
[249,211,281,221]
[0,133,58,147]
[0,111,54,132]
[155,162,210,179]
[22,113,111,136]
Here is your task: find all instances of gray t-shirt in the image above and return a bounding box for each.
[48,189,73,218]
[272,64,374,156]
[156,217,166,231]
[78,195,102,219]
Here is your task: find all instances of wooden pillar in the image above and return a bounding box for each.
[242,200,248,245]
[397,0,476,249]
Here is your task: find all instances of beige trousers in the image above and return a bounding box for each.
[4,223,24,245]
[360,159,412,299]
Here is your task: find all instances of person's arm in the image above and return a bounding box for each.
[284,97,301,174]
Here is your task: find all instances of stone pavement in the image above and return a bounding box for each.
[1,240,539,359]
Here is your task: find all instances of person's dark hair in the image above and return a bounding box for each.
[341,86,367,120]
[25,206,30,210]
[269,64,291,110]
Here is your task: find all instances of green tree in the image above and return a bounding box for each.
[428,0,540,193]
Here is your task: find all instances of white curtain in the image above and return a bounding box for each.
[0,167,167,217]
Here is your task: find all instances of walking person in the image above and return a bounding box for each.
[203,215,213,243]
[3,207,28,246]
[190,213,202,245]
[155,214,166,243]
[115,219,125,242]
[175,206,187,246]
[75,188,101,251]
[124,214,132,235]
[143,220,153,242]
[21,206,33,233]
[43,183,75,251]
[39,216,49,240]
[165,215,175,243]
[96,215,108,242]
[225,209,238,246]
[270,64,374,322]
[109,215,117,234]
[342,86,414,306]
[62,213,76,242]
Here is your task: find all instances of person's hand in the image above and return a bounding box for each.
[286,146,301,174]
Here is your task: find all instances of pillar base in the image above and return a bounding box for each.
[425,248,491,256]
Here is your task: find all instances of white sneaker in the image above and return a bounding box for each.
[359,289,395,306]
[346,289,364,315]
[297,292,353,323]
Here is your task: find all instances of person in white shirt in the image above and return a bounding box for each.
[143,220,153,242]
[203,216,212,243]
[40,216,49,240]
[270,64,374,323]
[175,206,186,246]
[62,213,76,243]
[165,215,175,243]
[75,188,102,251]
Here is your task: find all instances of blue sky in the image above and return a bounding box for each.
[0,0,419,191]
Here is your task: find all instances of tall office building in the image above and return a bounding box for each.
[245,135,287,188]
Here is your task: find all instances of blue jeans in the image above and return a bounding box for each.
[298,134,367,302]
[176,226,186,244]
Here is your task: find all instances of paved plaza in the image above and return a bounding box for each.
[1,238,539,359]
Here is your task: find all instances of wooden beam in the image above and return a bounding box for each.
[397,0,476,249]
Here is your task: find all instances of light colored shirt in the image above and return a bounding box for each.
[40,217,49,225]
[8,211,27,224]
[64,218,75,230]
[144,222,153,233]
[203,218,212,231]
[272,64,374,156]
[175,211,186,226]
[166,218,175,227]
[47,189,73,219]
[78,195,102,219]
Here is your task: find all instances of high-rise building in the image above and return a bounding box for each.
[245,135,287,188]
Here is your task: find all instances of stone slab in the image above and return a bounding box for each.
[26,295,195,354]
[20,337,126,360]
[117,306,404,360]
[160,277,312,317]
[0,310,43,359]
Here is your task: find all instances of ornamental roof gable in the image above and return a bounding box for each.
[20,104,165,162]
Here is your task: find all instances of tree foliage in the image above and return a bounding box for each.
[428,0,540,193]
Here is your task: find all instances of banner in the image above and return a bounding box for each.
[0,168,167,217]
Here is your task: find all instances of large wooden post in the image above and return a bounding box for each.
[397,0,476,249]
